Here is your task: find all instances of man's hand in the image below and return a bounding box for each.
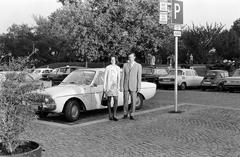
[120,88,123,92]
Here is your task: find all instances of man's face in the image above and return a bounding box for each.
[111,57,116,64]
[128,54,135,63]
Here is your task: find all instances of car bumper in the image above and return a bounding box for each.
[33,103,56,113]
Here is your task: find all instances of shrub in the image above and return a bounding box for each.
[0,57,44,155]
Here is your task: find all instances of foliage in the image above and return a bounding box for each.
[0,58,45,154]
[232,18,240,37]
[182,23,224,64]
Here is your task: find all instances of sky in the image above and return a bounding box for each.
[0,0,240,34]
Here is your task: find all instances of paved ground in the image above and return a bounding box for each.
[22,89,240,157]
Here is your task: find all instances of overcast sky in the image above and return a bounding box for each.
[0,0,239,34]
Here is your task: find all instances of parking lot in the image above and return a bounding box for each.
[23,89,240,157]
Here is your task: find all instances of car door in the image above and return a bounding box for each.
[90,71,105,109]
[192,70,202,86]
[185,71,194,86]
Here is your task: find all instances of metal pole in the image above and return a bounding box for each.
[174,36,178,112]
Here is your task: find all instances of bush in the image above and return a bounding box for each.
[0,57,45,155]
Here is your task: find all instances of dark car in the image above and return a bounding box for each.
[201,70,229,91]
[47,65,83,86]
[142,66,168,87]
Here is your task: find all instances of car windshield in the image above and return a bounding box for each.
[169,70,183,76]
[153,69,168,75]
[232,70,240,77]
[205,71,217,78]
[62,70,95,85]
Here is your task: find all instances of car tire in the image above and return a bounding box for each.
[38,112,49,118]
[64,100,80,122]
[229,88,235,93]
[201,87,206,91]
[217,84,224,91]
[135,93,144,110]
[179,82,186,90]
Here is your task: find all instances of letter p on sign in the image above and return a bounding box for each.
[172,0,183,24]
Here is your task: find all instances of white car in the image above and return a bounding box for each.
[36,68,156,122]
[158,69,204,90]
[224,68,240,92]
[32,68,53,80]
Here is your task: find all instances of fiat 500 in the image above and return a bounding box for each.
[36,68,156,122]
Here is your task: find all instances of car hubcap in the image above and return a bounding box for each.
[71,105,79,118]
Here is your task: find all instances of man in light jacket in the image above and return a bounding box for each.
[120,53,142,120]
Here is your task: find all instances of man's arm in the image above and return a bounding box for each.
[120,64,125,92]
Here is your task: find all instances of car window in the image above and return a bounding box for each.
[232,70,240,77]
[25,74,34,82]
[153,69,168,75]
[95,71,104,85]
[59,68,67,73]
[70,68,77,72]
[186,71,192,76]
[63,70,96,85]
[142,68,153,75]
[169,70,183,76]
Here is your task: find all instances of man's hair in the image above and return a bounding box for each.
[128,53,135,57]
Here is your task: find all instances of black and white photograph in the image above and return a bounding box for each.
[0,0,240,156]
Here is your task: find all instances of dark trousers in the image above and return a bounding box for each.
[107,96,118,118]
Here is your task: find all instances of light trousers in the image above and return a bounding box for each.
[123,90,137,116]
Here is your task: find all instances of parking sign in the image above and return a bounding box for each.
[172,0,183,24]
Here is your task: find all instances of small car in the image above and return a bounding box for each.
[35,68,156,122]
[142,66,168,87]
[32,68,53,80]
[158,68,203,90]
[201,70,229,91]
[47,65,83,86]
[223,68,240,92]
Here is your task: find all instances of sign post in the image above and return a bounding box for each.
[172,0,183,113]
[159,0,183,113]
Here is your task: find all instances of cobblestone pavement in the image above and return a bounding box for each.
[22,90,240,157]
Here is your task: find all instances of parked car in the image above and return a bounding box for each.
[35,68,156,122]
[223,68,240,92]
[158,69,204,90]
[47,65,83,86]
[32,68,53,80]
[201,70,229,91]
[0,71,52,90]
[142,66,168,87]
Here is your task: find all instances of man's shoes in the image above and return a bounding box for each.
[122,115,128,119]
[113,117,118,121]
[109,117,113,120]
[129,115,135,120]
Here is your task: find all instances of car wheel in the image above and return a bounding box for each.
[38,112,49,118]
[135,94,144,110]
[217,84,224,91]
[64,100,80,122]
[179,82,186,90]
[229,88,235,93]
[201,87,206,91]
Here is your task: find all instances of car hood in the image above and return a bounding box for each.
[39,84,87,98]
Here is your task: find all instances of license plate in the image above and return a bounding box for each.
[163,79,170,82]
[203,82,211,85]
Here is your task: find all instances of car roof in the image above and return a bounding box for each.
[207,70,228,73]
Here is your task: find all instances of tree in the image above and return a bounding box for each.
[232,18,240,37]
[182,23,224,64]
